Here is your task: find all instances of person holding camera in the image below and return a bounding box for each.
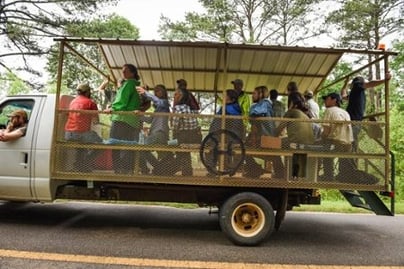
[341,72,391,151]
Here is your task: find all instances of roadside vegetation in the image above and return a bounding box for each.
[296,200,404,214]
[299,189,404,214]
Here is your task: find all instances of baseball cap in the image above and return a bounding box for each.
[304,90,313,97]
[322,92,342,105]
[231,79,243,85]
[7,109,28,121]
[76,83,92,92]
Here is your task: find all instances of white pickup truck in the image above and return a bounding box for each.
[0,39,396,246]
[0,94,56,201]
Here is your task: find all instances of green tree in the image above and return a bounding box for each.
[326,0,403,50]
[158,0,242,42]
[270,0,326,45]
[0,72,30,96]
[326,0,403,79]
[389,41,404,200]
[158,0,325,45]
[390,105,404,200]
[326,0,404,113]
[65,13,139,39]
[0,0,118,89]
[390,41,404,100]
[46,14,139,96]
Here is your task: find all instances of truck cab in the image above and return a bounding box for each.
[0,95,56,201]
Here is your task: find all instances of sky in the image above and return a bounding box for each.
[111,0,203,40]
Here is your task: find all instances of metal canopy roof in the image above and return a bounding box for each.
[56,38,394,94]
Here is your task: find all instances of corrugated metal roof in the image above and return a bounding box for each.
[56,38,394,94]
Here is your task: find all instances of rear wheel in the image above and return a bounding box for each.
[219,192,275,246]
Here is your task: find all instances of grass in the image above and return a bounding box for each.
[293,200,404,215]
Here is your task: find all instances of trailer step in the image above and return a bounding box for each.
[340,190,393,216]
[358,191,393,216]
[340,190,371,211]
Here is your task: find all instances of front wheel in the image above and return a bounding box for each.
[219,192,275,246]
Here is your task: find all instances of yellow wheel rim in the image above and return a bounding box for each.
[231,202,265,237]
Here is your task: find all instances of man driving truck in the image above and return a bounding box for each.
[0,109,28,142]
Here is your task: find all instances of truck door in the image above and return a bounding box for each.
[0,97,43,200]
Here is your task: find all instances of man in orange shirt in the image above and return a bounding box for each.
[64,83,101,172]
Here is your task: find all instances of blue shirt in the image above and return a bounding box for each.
[249,99,275,136]
[141,91,170,135]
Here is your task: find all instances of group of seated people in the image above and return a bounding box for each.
[63,67,203,175]
[230,81,359,180]
[233,76,388,182]
[234,83,318,178]
[203,79,366,180]
[62,66,386,182]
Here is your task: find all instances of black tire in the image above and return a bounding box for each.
[219,192,275,246]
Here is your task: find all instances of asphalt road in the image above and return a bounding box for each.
[0,201,403,268]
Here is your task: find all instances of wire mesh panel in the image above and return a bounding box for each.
[51,102,388,191]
